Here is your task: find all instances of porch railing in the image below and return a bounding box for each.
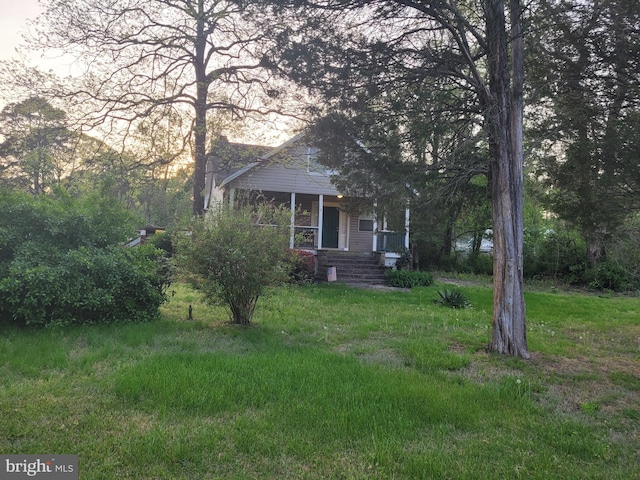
[294,226,318,249]
[376,231,406,252]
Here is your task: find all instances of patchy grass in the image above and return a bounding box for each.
[0,281,638,479]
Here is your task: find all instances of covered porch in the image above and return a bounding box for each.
[227,188,409,260]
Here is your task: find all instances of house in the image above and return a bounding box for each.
[204,133,410,283]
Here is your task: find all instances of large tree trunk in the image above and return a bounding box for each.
[485,0,529,358]
[193,108,207,216]
[192,0,208,216]
[585,232,606,267]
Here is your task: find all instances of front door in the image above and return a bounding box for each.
[322,206,339,248]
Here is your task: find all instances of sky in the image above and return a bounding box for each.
[0,1,42,62]
[0,0,295,144]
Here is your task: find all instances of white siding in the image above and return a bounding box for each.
[226,145,341,196]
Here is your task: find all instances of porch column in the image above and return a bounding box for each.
[404,204,410,249]
[290,192,296,249]
[228,188,236,209]
[372,200,378,251]
[318,194,324,249]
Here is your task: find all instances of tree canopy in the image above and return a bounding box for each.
[529,0,640,265]
[23,0,298,214]
[0,97,72,195]
[271,0,530,357]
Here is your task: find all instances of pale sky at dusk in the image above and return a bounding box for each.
[0,1,42,62]
[0,0,296,143]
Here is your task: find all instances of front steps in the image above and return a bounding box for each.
[316,250,388,285]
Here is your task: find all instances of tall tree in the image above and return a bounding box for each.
[276,0,530,357]
[0,97,72,195]
[25,0,292,214]
[529,0,640,266]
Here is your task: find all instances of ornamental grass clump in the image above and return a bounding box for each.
[433,287,472,309]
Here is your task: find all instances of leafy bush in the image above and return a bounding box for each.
[176,202,292,325]
[584,259,638,292]
[433,288,472,308]
[286,249,317,284]
[523,229,586,280]
[386,269,434,288]
[522,222,640,291]
[459,253,493,275]
[394,248,412,270]
[144,230,174,254]
[0,188,137,252]
[587,227,640,292]
[0,189,169,326]
[0,244,169,327]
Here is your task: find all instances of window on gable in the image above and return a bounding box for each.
[306,147,337,176]
[306,147,321,174]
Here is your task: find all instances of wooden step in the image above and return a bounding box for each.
[316,251,388,285]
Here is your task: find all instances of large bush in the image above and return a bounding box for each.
[458,253,493,275]
[386,269,434,288]
[176,202,292,325]
[521,221,640,291]
[0,190,169,326]
[583,228,640,292]
[286,249,317,284]
[0,245,168,326]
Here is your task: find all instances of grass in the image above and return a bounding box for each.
[1,280,638,479]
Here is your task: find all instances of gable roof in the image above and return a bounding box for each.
[217,132,307,188]
[207,136,273,185]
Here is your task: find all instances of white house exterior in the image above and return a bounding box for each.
[205,133,410,268]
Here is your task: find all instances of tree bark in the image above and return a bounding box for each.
[485,0,529,358]
[193,0,208,216]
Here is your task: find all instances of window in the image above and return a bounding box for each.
[358,218,374,232]
[306,147,321,175]
[306,147,337,176]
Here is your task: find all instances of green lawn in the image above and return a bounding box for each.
[1,280,638,479]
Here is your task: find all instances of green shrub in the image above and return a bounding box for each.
[0,189,169,326]
[0,245,169,326]
[394,248,412,270]
[588,229,640,292]
[145,231,175,256]
[524,229,586,280]
[584,259,638,292]
[433,288,472,308]
[286,249,317,284]
[459,253,493,275]
[386,269,434,288]
[176,202,292,325]
[0,188,137,252]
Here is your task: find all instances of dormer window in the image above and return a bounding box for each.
[306,147,337,176]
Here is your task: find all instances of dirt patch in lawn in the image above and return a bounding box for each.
[460,348,640,418]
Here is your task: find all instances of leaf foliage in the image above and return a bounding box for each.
[176,201,293,325]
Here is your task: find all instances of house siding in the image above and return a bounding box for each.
[349,216,374,252]
[226,145,341,196]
